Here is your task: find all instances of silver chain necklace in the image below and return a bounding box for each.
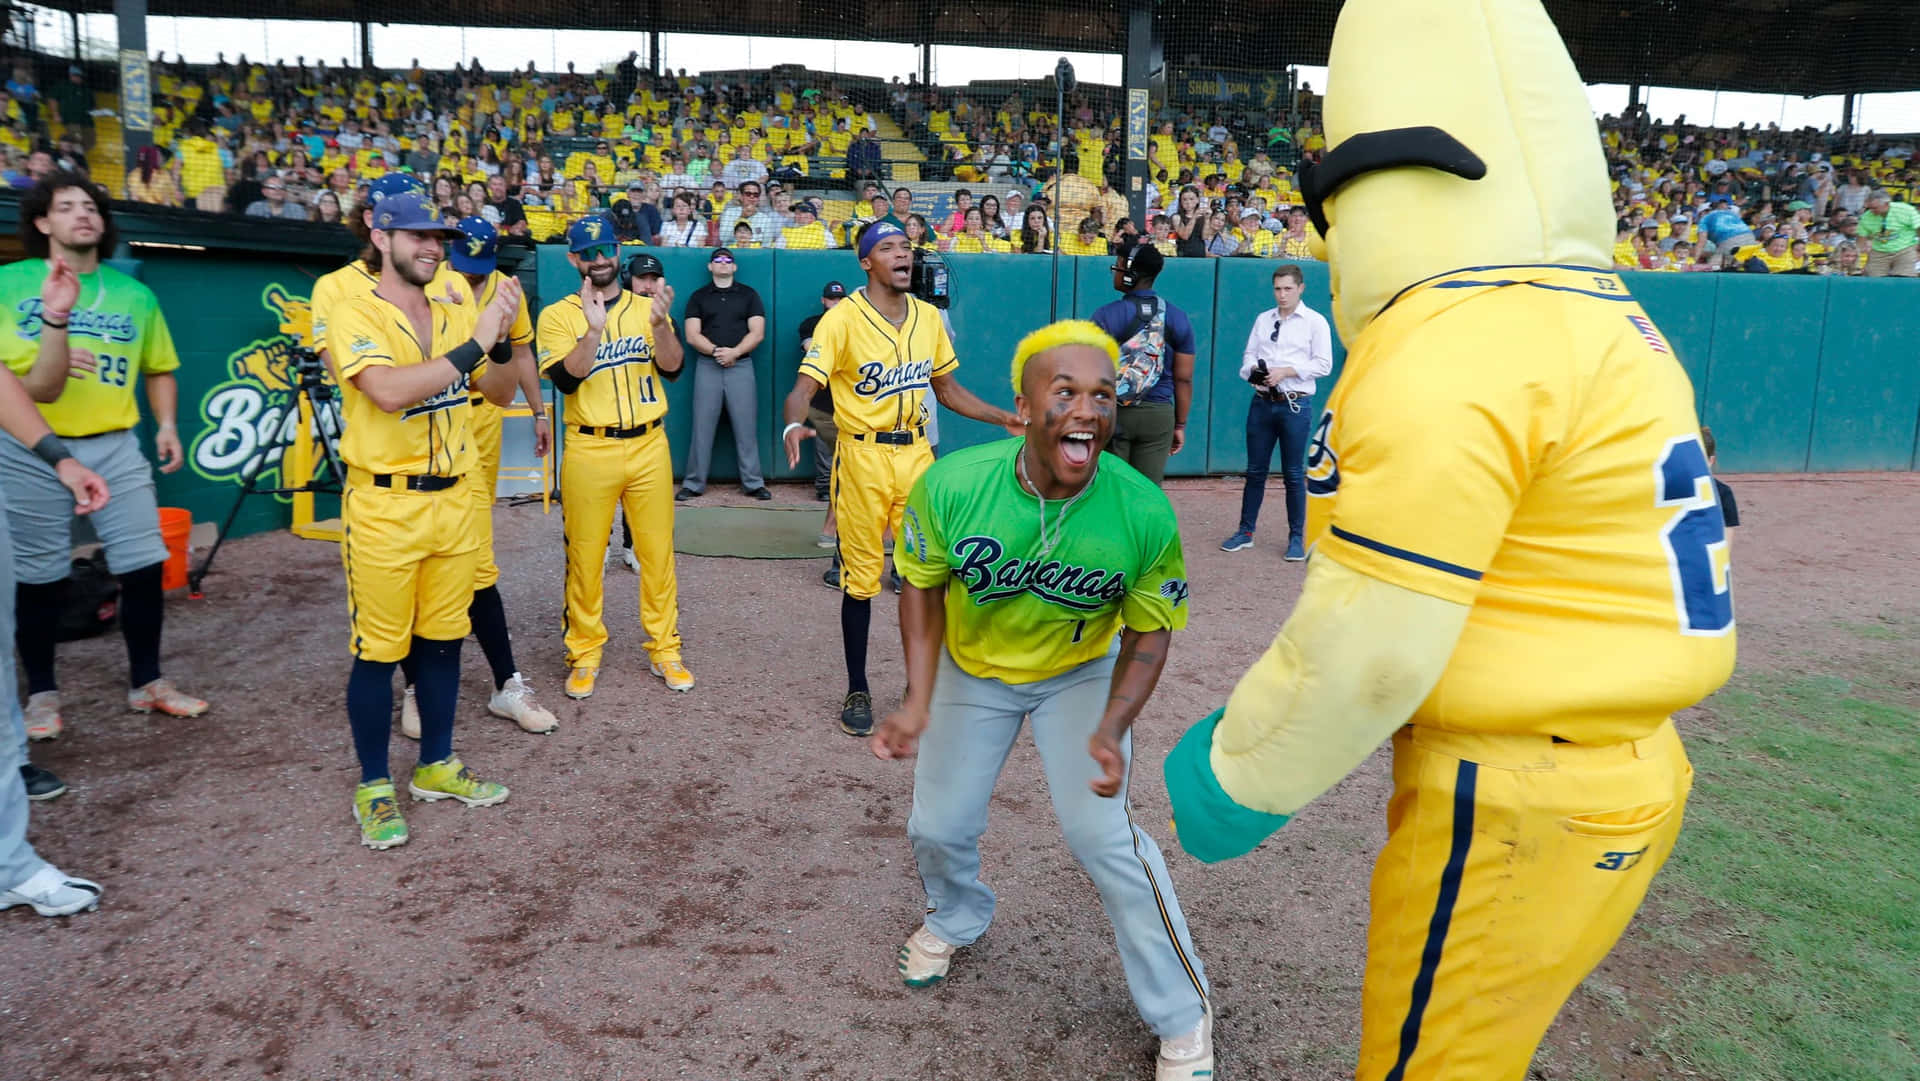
[1017,444,1095,560]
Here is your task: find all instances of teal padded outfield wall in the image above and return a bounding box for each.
[122,248,1920,539]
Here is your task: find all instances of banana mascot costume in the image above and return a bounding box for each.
[1163,2,1737,1078]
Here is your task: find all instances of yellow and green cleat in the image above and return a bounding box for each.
[354,780,410,850]
[408,758,509,807]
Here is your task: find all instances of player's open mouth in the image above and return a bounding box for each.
[1060,431,1095,467]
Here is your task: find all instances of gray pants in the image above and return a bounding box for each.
[0,428,167,584]
[0,492,51,892]
[681,356,764,493]
[907,649,1210,1038]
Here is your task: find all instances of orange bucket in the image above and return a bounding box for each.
[158,508,192,591]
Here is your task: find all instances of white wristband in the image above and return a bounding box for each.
[783,422,806,439]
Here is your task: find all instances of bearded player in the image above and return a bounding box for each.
[325,191,524,850]
[1162,2,1735,1078]
[538,215,689,699]
[782,220,1021,737]
[874,321,1212,1081]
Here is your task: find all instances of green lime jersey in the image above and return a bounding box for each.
[0,260,180,437]
[897,437,1190,684]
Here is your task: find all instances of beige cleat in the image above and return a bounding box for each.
[897,924,957,988]
[1155,1003,1214,1081]
[399,686,421,740]
[489,673,558,733]
[650,657,695,692]
[23,691,62,741]
[128,678,208,717]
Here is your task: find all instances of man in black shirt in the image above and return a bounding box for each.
[484,175,527,236]
[678,248,771,500]
[797,281,846,503]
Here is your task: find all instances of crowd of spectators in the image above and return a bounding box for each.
[3,50,1918,275]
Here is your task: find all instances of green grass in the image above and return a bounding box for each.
[1654,673,1920,1081]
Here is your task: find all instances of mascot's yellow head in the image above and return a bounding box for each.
[1303,0,1614,342]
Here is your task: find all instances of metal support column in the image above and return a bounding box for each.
[358,21,372,70]
[1842,92,1857,136]
[919,42,931,86]
[114,0,153,165]
[1123,0,1153,229]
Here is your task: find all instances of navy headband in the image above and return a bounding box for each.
[859,221,905,260]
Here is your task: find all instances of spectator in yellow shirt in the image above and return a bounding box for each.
[1058,216,1108,256]
[946,206,1011,253]
[776,200,835,249]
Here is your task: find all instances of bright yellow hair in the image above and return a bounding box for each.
[1009,319,1121,396]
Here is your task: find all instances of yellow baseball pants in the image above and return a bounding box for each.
[470,398,502,590]
[340,471,481,662]
[560,427,681,668]
[832,436,933,601]
[1357,720,1691,1081]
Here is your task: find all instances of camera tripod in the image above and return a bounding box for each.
[189,347,346,596]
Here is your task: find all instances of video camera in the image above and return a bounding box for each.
[910,246,950,310]
[288,344,333,396]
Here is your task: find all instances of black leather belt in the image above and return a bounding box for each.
[574,418,664,438]
[852,426,925,446]
[1259,389,1310,403]
[372,473,462,492]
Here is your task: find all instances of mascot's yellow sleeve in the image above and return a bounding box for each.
[1163,559,1467,863]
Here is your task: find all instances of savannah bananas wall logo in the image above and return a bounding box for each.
[188,283,339,498]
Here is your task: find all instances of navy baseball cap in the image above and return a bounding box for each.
[822,280,846,298]
[449,216,499,275]
[566,215,618,253]
[365,172,425,207]
[369,191,456,234]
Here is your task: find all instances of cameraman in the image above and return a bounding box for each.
[324,192,524,851]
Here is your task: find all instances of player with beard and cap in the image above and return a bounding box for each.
[537,215,689,700]
[323,191,526,851]
[874,320,1213,1081]
[781,219,1023,738]
[367,215,558,738]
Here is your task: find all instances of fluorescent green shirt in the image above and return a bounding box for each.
[1859,200,1920,253]
[0,260,180,437]
[897,438,1190,684]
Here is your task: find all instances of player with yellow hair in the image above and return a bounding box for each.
[1162,2,1736,1078]
[875,320,1213,1081]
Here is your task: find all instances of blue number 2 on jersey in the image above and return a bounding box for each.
[1655,436,1734,636]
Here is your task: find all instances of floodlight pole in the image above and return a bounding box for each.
[1051,57,1074,322]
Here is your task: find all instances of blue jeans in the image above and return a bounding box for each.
[906,649,1211,1038]
[0,493,50,892]
[1238,396,1310,536]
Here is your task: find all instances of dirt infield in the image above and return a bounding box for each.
[5,474,1916,1081]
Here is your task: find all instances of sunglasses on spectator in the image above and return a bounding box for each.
[579,244,618,261]
[742,188,761,196]
[710,254,735,265]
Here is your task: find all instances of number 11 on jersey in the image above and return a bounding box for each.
[1656,435,1734,636]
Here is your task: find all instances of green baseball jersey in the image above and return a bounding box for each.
[897,437,1190,684]
[0,260,180,437]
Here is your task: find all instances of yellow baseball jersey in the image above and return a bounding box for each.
[468,268,535,408]
[0,262,180,437]
[799,290,957,437]
[326,290,480,477]
[536,290,671,429]
[1304,265,1735,744]
[308,258,475,355]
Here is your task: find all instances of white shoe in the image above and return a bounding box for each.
[898,923,957,987]
[1155,1004,1214,1081]
[620,546,640,574]
[399,686,420,740]
[0,865,103,917]
[489,673,559,733]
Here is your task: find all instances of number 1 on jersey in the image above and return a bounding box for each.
[1655,436,1733,636]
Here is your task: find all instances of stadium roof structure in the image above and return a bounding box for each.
[41,0,1920,98]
